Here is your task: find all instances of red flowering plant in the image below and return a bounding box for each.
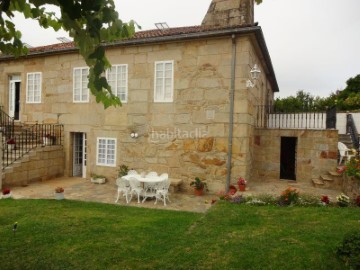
[2,188,11,195]
[355,195,360,207]
[337,158,360,180]
[6,138,16,144]
[216,190,231,201]
[55,187,64,193]
[237,177,247,186]
[321,195,330,205]
[278,187,299,206]
[228,185,237,195]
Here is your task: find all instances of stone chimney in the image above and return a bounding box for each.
[202,0,254,28]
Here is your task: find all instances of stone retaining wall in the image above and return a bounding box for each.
[2,146,65,187]
[342,174,360,198]
[252,129,338,183]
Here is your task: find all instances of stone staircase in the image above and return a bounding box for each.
[312,168,343,190]
[311,133,354,190]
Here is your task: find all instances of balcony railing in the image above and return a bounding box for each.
[0,106,14,140]
[2,123,64,169]
[346,113,359,150]
[255,105,329,130]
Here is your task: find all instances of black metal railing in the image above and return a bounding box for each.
[2,123,64,168]
[0,106,15,140]
[255,105,328,129]
[346,113,359,150]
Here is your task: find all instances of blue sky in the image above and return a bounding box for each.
[12,0,360,98]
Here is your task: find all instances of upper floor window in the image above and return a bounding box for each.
[73,67,89,103]
[96,137,116,167]
[106,64,128,103]
[26,72,42,103]
[154,61,174,102]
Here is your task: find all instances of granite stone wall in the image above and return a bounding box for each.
[2,146,65,187]
[252,129,338,183]
[0,35,273,193]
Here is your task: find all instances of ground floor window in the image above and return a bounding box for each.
[96,137,116,166]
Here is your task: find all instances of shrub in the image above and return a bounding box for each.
[246,198,266,206]
[253,193,277,205]
[336,231,360,269]
[336,193,350,207]
[2,188,11,195]
[230,195,245,204]
[278,187,299,206]
[338,158,360,180]
[320,195,330,205]
[355,195,360,207]
[296,194,323,206]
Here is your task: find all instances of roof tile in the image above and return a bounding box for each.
[28,24,254,54]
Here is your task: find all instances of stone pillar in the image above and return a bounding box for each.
[202,0,254,28]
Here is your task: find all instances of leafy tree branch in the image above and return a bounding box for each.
[0,0,136,108]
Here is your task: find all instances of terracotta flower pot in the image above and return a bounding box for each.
[238,184,246,191]
[229,186,237,195]
[194,188,204,196]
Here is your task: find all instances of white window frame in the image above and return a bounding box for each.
[73,67,89,103]
[96,137,117,167]
[26,72,42,103]
[106,64,128,103]
[154,60,174,102]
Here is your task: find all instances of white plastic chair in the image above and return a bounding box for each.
[115,177,131,204]
[155,173,171,206]
[145,171,158,178]
[128,177,144,203]
[338,142,355,165]
[128,170,138,175]
[141,171,159,202]
[142,181,159,203]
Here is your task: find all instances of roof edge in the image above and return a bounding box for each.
[253,28,279,93]
[0,25,279,93]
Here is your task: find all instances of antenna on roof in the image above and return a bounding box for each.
[155,22,169,30]
[57,37,71,43]
[23,43,33,48]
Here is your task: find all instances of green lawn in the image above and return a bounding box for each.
[0,199,358,269]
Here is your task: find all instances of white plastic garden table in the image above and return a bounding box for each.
[121,173,166,203]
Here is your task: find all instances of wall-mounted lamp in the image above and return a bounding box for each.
[130,132,138,138]
[246,64,261,88]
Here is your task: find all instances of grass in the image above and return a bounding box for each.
[0,199,359,269]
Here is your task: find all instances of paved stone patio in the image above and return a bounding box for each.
[7,177,343,213]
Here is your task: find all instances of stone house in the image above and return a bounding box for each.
[0,0,338,191]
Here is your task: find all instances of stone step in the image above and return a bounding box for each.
[312,178,324,188]
[320,174,334,182]
[328,171,342,177]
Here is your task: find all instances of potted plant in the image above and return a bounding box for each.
[190,177,207,196]
[6,138,16,151]
[91,173,106,184]
[2,188,12,199]
[55,187,64,200]
[229,184,237,195]
[43,134,55,146]
[118,164,129,177]
[237,177,247,191]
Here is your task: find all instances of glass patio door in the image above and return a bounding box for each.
[73,133,87,178]
[9,75,21,120]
